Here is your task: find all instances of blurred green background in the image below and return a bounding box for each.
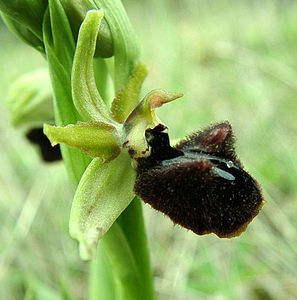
[1,0,297,299]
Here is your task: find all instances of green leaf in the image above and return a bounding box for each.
[44,121,121,161]
[111,63,148,123]
[72,10,113,123]
[69,152,136,260]
[47,0,76,74]
[43,0,91,184]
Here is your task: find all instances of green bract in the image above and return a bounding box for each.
[69,152,136,260]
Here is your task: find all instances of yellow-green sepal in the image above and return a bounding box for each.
[44,121,121,162]
[111,63,148,123]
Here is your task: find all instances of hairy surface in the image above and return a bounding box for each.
[134,122,264,237]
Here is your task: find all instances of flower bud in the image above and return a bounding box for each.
[6,69,53,127]
[0,0,114,57]
[5,69,62,162]
[134,122,264,238]
[0,0,47,41]
[1,14,44,52]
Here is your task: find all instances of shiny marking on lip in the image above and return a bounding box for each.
[160,151,240,182]
[134,122,264,238]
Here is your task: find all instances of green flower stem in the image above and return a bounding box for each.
[102,223,144,300]
[89,243,117,300]
[118,198,154,300]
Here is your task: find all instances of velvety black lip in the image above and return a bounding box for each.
[134,122,264,238]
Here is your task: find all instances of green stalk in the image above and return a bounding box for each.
[118,198,154,300]
[89,243,117,300]
[101,223,144,300]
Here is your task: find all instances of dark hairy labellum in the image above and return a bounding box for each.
[26,128,62,162]
[134,122,264,238]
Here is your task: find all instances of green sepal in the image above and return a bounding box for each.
[124,89,183,157]
[6,69,53,127]
[72,10,112,123]
[111,63,148,123]
[69,152,136,260]
[44,122,121,161]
